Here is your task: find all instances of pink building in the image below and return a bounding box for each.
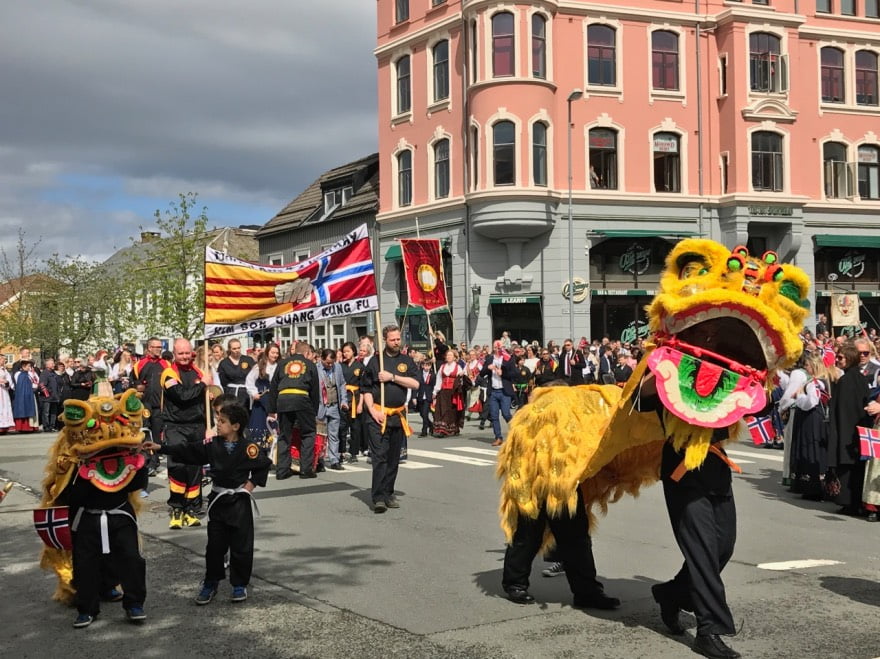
[376,0,880,346]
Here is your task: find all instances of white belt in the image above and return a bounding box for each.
[71,506,137,554]
[227,384,248,389]
[208,485,260,518]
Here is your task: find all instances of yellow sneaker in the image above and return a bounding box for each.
[182,513,201,527]
[169,510,183,530]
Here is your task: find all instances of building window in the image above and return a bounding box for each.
[396,56,411,114]
[469,20,478,84]
[532,121,547,186]
[492,12,515,77]
[268,253,283,266]
[396,0,409,23]
[398,150,412,206]
[432,0,446,5]
[859,145,880,199]
[841,0,856,15]
[868,0,880,18]
[587,25,616,86]
[721,153,729,195]
[751,131,784,192]
[816,0,832,11]
[653,132,681,193]
[433,40,449,102]
[589,128,618,190]
[470,126,479,189]
[750,32,786,93]
[493,120,516,185]
[821,47,845,103]
[856,50,879,106]
[719,54,728,96]
[434,138,450,199]
[532,14,547,79]
[652,30,679,91]
[823,142,852,198]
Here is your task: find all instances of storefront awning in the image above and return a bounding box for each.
[814,235,880,249]
[384,245,402,261]
[488,295,542,305]
[594,230,696,239]
[394,306,450,317]
[815,290,880,298]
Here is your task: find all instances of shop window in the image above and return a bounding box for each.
[493,120,516,185]
[492,12,515,77]
[750,32,787,93]
[856,50,879,106]
[587,25,616,87]
[398,150,413,206]
[396,55,411,114]
[821,47,845,103]
[433,40,449,102]
[752,131,784,192]
[653,132,681,193]
[532,121,547,186]
[823,142,853,198]
[532,14,546,79]
[434,138,450,199]
[652,30,679,91]
[589,128,618,189]
[858,145,880,199]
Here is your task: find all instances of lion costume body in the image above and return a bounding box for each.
[498,239,810,544]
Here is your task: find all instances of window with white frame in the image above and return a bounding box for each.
[587,25,616,86]
[841,0,855,15]
[752,131,784,191]
[313,323,327,349]
[469,19,478,84]
[859,145,880,199]
[816,0,832,11]
[589,128,618,190]
[856,50,879,106]
[268,253,283,266]
[492,12,515,77]
[750,32,787,93]
[470,125,479,189]
[719,54,728,96]
[398,150,413,206]
[396,55,411,114]
[823,142,853,198]
[493,120,516,185]
[652,30,679,91]
[532,14,546,79]
[653,132,681,192]
[434,138,450,198]
[532,121,547,186]
[868,0,880,18]
[433,40,449,102]
[821,47,845,103]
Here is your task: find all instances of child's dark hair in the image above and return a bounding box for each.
[212,393,236,410]
[217,401,249,435]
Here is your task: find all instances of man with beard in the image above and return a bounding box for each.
[217,339,256,408]
[361,325,418,513]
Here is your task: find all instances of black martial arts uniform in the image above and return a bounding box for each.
[266,355,320,478]
[161,362,207,513]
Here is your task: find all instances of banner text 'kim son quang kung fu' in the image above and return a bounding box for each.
[204,223,378,338]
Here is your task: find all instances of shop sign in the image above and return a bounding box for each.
[620,320,650,344]
[835,252,866,279]
[858,147,879,163]
[619,243,651,276]
[562,277,589,303]
[589,129,616,149]
[748,206,793,216]
[653,134,678,153]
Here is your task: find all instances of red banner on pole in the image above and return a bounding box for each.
[401,239,448,311]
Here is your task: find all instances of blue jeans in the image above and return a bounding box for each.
[488,389,513,440]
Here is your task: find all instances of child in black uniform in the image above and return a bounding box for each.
[144,401,271,604]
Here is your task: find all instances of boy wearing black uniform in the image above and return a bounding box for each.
[266,342,320,480]
[361,325,418,513]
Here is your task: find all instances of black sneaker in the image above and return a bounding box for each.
[541,562,565,578]
[329,463,345,471]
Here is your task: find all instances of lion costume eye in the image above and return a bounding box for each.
[676,253,709,279]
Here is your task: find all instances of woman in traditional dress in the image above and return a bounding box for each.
[791,353,832,500]
[11,358,40,432]
[246,344,280,443]
[465,349,483,420]
[861,354,880,522]
[432,348,464,437]
[0,356,14,433]
[110,349,134,394]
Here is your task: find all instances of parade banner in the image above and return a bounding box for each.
[830,293,860,328]
[204,224,378,338]
[401,238,448,311]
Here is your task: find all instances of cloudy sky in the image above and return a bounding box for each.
[1,1,377,266]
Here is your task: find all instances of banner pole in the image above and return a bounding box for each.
[375,310,385,410]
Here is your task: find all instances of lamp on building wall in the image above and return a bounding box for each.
[567,88,584,340]
[471,284,481,313]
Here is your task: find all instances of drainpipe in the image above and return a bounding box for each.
[695,0,705,238]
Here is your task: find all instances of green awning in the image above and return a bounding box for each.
[814,235,880,249]
[595,230,696,239]
[384,245,402,261]
[395,306,450,317]
[488,295,542,305]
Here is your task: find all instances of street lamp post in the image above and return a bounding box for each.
[566,89,583,341]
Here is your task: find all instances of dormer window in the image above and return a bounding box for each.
[323,186,354,214]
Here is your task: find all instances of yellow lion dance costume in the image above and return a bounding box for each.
[39,389,147,603]
[498,239,810,544]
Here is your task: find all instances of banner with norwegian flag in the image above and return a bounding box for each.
[204,224,378,338]
[33,506,73,550]
[746,415,775,446]
[858,426,880,460]
[401,239,448,311]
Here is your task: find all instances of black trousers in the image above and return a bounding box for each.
[366,420,403,503]
[205,495,255,587]
[72,512,146,614]
[143,406,164,472]
[501,488,604,598]
[165,423,204,512]
[338,407,351,456]
[658,480,737,636]
[347,410,367,456]
[418,398,433,434]
[835,462,866,510]
[276,399,317,477]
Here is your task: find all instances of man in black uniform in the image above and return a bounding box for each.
[133,337,170,475]
[217,338,256,408]
[361,325,418,513]
[160,338,208,529]
[266,342,320,480]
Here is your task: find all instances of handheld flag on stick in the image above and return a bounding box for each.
[401,239,448,311]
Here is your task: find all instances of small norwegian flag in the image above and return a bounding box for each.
[33,506,73,550]
[858,426,880,460]
[747,416,775,446]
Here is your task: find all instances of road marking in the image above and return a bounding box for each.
[323,464,371,473]
[399,461,441,470]
[726,449,784,463]
[757,559,843,571]
[405,448,496,466]
[447,446,500,457]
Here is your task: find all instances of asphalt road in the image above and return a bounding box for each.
[1,415,878,658]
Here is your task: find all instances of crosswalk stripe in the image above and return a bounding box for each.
[399,461,441,470]
[757,559,843,571]
[726,449,784,463]
[405,448,496,466]
[447,446,500,457]
[323,464,371,473]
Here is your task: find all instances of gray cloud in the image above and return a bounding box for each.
[1,0,378,263]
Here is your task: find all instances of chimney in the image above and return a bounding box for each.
[140,231,161,243]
